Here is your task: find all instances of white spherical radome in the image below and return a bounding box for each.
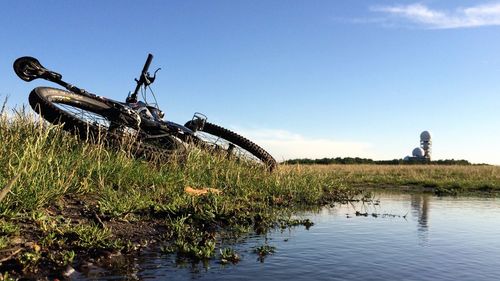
[412,147,424,157]
[420,131,431,142]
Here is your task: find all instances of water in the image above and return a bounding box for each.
[73,192,500,280]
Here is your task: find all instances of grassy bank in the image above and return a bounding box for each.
[0,111,358,278]
[1,110,499,278]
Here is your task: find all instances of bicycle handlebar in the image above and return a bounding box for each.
[141,54,153,76]
[128,53,154,103]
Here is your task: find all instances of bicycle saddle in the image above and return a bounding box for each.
[13,56,62,82]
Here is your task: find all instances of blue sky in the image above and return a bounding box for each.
[1,1,500,164]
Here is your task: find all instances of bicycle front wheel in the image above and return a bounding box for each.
[29,87,185,159]
[184,121,277,171]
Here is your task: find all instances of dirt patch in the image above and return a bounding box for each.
[0,195,169,279]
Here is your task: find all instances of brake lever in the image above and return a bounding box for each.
[145,68,161,85]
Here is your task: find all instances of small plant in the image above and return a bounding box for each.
[40,231,60,248]
[219,248,240,264]
[20,250,42,267]
[47,250,76,267]
[163,217,217,260]
[0,220,19,236]
[0,236,9,250]
[253,244,276,257]
[280,218,314,230]
[69,223,121,250]
[160,244,176,255]
[175,239,215,260]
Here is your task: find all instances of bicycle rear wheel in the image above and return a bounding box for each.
[184,120,277,171]
[29,87,185,159]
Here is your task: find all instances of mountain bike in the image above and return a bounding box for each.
[13,54,277,171]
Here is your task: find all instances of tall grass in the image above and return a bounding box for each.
[1,107,497,217]
[0,109,364,216]
[1,107,497,218]
[282,164,500,195]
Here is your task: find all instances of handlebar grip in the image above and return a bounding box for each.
[141,54,153,74]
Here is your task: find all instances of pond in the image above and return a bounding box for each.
[73,192,500,281]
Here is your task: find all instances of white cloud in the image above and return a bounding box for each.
[371,2,500,29]
[233,128,375,162]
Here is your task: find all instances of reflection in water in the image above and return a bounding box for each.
[410,194,430,243]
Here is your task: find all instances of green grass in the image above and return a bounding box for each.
[284,164,500,195]
[0,109,361,276]
[1,106,498,277]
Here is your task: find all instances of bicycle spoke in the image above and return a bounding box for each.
[195,131,261,162]
[56,103,110,129]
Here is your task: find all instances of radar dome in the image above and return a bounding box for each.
[412,147,424,157]
[420,131,431,142]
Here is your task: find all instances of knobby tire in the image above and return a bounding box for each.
[185,120,277,171]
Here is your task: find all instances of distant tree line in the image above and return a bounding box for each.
[283,157,475,165]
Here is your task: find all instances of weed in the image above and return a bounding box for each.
[219,248,240,264]
[163,217,217,260]
[280,218,314,230]
[0,220,19,236]
[19,251,42,267]
[70,223,119,250]
[47,250,75,267]
[160,245,176,255]
[254,244,276,256]
[0,237,9,250]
